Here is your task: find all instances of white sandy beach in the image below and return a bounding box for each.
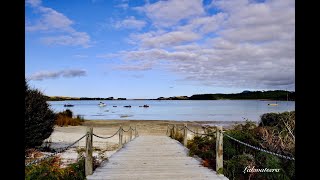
[27,120,240,167]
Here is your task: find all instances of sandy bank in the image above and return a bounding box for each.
[28,119,244,167]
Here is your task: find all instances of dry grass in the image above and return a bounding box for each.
[55,114,84,127]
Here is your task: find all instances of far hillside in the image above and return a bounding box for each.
[189,90,295,101]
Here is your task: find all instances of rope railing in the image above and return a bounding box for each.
[25,133,88,166]
[167,123,295,176]
[184,125,213,136]
[122,127,132,132]
[222,132,295,161]
[92,127,121,139]
[26,125,139,167]
[177,126,185,131]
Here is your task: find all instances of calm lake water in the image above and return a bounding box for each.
[47,100,295,122]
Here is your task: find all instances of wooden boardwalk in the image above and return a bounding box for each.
[87,136,228,180]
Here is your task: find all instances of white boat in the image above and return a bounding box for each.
[268,103,278,106]
[98,102,106,107]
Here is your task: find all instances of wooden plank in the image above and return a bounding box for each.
[87,136,228,180]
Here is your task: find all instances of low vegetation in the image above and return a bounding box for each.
[25,147,110,180]
[55,109,85,126]
[25,156,86,180]
[172,111,295,180]
[169,128,184,143]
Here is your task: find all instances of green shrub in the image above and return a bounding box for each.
[187,130,216,169]
[186,115,295,180]
[25,156,86,180]
[25,80,56,148]
[224,154,256,180]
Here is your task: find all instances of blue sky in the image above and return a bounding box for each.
[25,0,295,99]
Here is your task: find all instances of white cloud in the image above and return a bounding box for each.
[113,16,146,30]
[210,0,294,44]
[26,0,41,7]
[116,3,129,10]
[26,0,91,47]
[177,13,227,34]
[130,31,201,48]
[113,63,153,71]
[41,32,91,47]
[26,6,74,32]
[73,54,89,58]
[102,0,295,90]
[135,0,205,27]
[29,69,87,81]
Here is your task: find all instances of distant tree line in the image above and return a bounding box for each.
[189,90,295,100]
[45,96,126,101]
[45,90,295,101]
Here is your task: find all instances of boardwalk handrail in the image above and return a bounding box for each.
[85,125,138,175]
[222,132,295,160]
[92,127,121,139]
[25,133,88,166]
[167,124,223,174]
[167,123,295,175]
[25,125,139,177]
[168,124,295,160]
[184,125,214,136]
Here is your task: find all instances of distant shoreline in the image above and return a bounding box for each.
[45,90,295,101]
[47,99,295,101]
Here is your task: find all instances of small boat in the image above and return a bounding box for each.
[268,103,278,106]
[98,102,106,107]
[143,104,149,108]
[64,103,74,107]
[124,105,131,108]
[113,106,117,107]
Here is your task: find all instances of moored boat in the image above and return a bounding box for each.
[64,103,74,107]
[268,103,278,106]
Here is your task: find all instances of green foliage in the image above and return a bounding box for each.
[224,154,256,179]
[259,111,295,131]
[186,112,295,180]
[187,129,216,168]
[25,80,56,148]
[25,156,86,180]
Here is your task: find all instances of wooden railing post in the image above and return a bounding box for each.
[135,125,137,138]
[129,126,132,141]
[216,126,223,174]
[119,125,123,147]
[173,124,177,138]
[183,123,187,146]
[85,127,93,176]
